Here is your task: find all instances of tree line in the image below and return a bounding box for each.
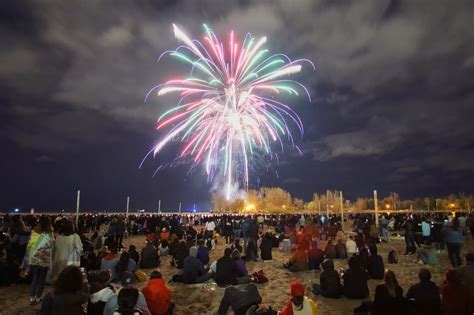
[211,188,473,213]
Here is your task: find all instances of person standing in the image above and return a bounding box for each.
[380,216,389,243]
[115,217,126,249]
[421,218,431,243]
[52,220,83,281]
[443,219,464,267]
[27,216,54,305]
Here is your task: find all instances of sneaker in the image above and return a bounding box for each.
[29,298,36,305]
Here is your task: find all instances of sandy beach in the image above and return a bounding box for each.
[1,232,472,315]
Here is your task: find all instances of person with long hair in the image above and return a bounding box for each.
[40,265,89,315]
[278,281,318,315]
[10,215,31,264]
[372,270,405,315]
[27,215,54,305]
[115,251,137,285]
[51,219,83,280]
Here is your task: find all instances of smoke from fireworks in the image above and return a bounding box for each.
[143,24,313,199]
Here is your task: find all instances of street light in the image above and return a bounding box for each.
[385,204,390,209]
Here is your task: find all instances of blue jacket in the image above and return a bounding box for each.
[182,256,206,284]
[196,246,209,265]
[443,227,464,244]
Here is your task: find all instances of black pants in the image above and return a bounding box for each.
[446,243,463,267]
[115,234,124,247]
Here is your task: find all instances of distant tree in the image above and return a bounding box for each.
[423,197,431,211]
[260,187,292,212]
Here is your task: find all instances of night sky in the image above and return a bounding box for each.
[1,0,474,212]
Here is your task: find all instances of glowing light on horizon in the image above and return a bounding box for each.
[144,24,314,199]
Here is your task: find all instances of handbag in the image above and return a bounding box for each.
[135,269,148,282]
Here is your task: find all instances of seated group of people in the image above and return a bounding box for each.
[40,265,173,315]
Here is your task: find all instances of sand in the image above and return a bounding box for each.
[1,232,472,315]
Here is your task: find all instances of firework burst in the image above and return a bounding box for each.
[143,24,314,199]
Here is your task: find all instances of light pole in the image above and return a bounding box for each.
[374,190,379,227]
[126,196,130,219]
[75,190,81,227]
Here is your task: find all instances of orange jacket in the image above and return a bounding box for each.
[142,278,172,315]
[160,231,170,241]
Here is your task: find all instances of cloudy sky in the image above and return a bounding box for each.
[1,0,473,211]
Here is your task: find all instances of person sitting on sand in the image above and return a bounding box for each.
[441,269,472,315]
[182,246,212,284]
[416,241,438,266]
[142,270,174,315]
[231,249,251,284]
[367,245,384,279]
[104,286,150,315]
[312,259,342,298]
[140,241,160,269]
[455,252,474,303]
[278,281,319,315]
[215,248,238,286]
[371,270,405,315]
[217,283,267,315]
[323,240,337,260]
[335,239,348,259]
[342,256,369,299]
[172,240,188,269]
[260,232,273,261]
[41,266,89,315]
[284,245,308,272]
[115,251,137,285]
[158,239,169,257]
[100,246,119,282]
[160,228,169,241]
[406,268,441,315]
[88,270,115,315]
[196,239,210,265]
[307,241,324,270]
[128,245,140,266]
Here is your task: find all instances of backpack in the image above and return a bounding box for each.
[388,250,398,264]
[251,270,269,283]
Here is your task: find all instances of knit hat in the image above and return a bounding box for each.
[189,246,198,257]
[290,281,305,297]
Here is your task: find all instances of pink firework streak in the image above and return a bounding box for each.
[142,24,314,199]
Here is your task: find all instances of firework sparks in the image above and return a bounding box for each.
[144,24,314,199]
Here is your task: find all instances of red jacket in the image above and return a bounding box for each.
[142,278,172,315]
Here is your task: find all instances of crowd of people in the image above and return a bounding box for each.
[0,211,473,314]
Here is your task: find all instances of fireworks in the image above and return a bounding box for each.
[144,24,313,199]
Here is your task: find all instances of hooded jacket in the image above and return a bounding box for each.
[278,282,318,315]
[142,278,172,315]
[343,257,369,299]
[319,259,342,298]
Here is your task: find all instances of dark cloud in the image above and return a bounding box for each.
[1,0,473,210]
